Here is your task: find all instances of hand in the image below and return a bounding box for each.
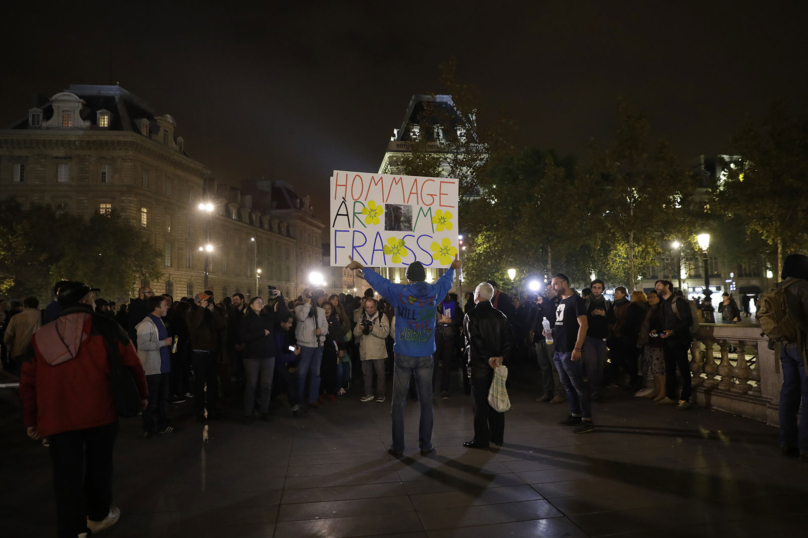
[293,346,301,356]
[338,350,344,358]
[488,357,498,369]
[206,303,215,312]
[315,328,322,336]
[450,254,461,271]
[571,349,582,361]
[269,289,281,298]
[593,308,605,317]
[660,330,674,339]
[542,330,550,338]
[163,337,173,346]
[27,426,40,440]
[345,256,364,271]
[264,329,270,336]
[439,315,452,324]
[141,399,149,410]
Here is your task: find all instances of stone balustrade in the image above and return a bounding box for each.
[689,323,782,425]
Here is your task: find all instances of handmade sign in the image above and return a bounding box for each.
[330,171,459,267]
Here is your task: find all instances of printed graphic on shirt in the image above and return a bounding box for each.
[556,303,567,323]
[395,292,436,342]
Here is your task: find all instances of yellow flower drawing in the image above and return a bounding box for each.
[361,200,383,225]
[383,237,408,264]
[430,237,458,265]
[432,210,454,232]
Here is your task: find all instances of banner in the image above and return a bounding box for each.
[329,171,459,268]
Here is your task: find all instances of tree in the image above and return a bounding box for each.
[714,102,808,278]
[589,101,698,290]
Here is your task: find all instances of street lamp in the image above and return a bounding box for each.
[251,237,259,297]
[671,240,683,291]
[309,271,323,286]
[198,202,216,290]
[507,268,516,281]
[697,233,711,299]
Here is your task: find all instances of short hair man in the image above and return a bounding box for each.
[654,279,694,409]
[127,286,154,349]
[463,282,513,448]
[354,297,391,402]
[583,279,615,400]
[3,296,41,372]
[136,295,177,437]
[21,281,148,536]
[551,274,594,434]
[43,281,66,323]
[346,255,460,457]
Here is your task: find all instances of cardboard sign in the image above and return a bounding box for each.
[330,171,459,268]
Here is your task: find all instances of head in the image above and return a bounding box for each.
[194,292,212,308]
[551,273,571,297]
[175,301,191,317]
[581,288,591,299]
[513,297,521,308]
[722,292,730,301]
[782,254,808,280]
[248,296,263,313]
[614,286,628,301]
[57,281,100,309]
[647,290,660,306]
[329,294,339,307]
[23,296,39,309]
[392,205,403,220]
[148,294,169,317]
[486,280,499,292]
[631,290,647,303]
[232,293,245,308]
[405,261,426,283]
[311,288,326,307]
[279,313,294,332]
[323,303,333,317]
[364,297,378,316]
[119,304,128,313]
[138,286,154,300]
[590,279,605,298]
[95,298,110,312]
[474,282,495,304]
[654,280,674,296]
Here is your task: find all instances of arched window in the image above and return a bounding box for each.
[186,281,194,298]
[165,281,174,297]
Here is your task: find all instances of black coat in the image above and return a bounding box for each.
[127,298,148,349]
[621,302,648,346]
[238,301,290,360]
[464,301,514,379]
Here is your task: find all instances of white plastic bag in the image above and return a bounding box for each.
[487,365,511,412]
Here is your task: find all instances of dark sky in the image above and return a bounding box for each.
[3,1,807,226]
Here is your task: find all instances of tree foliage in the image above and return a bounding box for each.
[0,200,163,300]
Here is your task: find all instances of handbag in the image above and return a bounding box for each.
[105,333,143,418]
[487,365,511,412]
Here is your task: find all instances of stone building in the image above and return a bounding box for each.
[0,84,321,302]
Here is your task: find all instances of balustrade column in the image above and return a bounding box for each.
[731,341,751,394]
[703,341,719,387]
[717,341,734,390]
[690,340,704,387]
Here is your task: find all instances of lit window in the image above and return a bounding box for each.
[142,170,149,189]
[99,203,112,215]
[165,243,172,266]
[98,113,109,128]
[141,207,148,228]
[186,281,193,297]
[13,163,24,182]
[100,164,111,183]
[62,111,72,127]
[57,163,69,182]
[30,112,41,127]
[166,214,172,233]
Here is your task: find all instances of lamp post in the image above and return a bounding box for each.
[251,237,258,297]
[697,233,711,300]
[671,240,683,292]
[507,268,516,295]
[198,202,215,290]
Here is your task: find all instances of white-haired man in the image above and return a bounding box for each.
[463,282,513,448]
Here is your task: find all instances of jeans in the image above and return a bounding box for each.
[554,351,592,420]
[142,373,170,434]
[391,353,434,453]
[582,337,607,395]
[471,373,504,446]
[663,342,692,402]
[244,357,275,415]
[48,422,118,538]
[779,345,808,452]
[362,359,386,397]
[336,360,350,391]
[274,360,299,407]
[297,346,323,404]
[535,341,563,397]
[192,350,219,417]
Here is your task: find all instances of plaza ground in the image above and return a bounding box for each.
[2,364,808,538]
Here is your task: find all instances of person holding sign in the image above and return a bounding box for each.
[346,255,460,458]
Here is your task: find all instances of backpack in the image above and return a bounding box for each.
[671,297,700,334]
[757,280,804,348]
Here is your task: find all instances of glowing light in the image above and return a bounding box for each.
[205,244,213,252]
[766,270,773,279]
[458,235,464,240]
[309,272,323,285]
[697,233,710,251]
[507,268,516,281]
[394,276,401,283]
[528,280,541,292]
[672,241,681,249]
[198,246,203,251]
[257,268,262,274]
[250,237,255,242]
[590,272,596,282]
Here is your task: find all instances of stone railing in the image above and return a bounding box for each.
[689,324,782,425]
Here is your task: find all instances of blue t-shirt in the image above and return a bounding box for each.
[149,314,171,373]
[363,267,455,357]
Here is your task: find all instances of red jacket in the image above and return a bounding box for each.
[20,305,148,438]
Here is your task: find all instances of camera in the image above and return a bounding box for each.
[267,285,281,298]
[361,319,373,335]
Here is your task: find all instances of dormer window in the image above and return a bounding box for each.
[29,109,42,127]
[140,119,149,136]
[97,111,110,128]
[163,130,169,145]
[62,111,72,127]
[177,137,184,153]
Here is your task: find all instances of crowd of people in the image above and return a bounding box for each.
[4,253,808,538]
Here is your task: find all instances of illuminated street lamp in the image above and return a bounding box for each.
[205,244,213,252]
[198,202,216,289]
[697,233,711,298]
[671,240,683,291]
[507,268,516,281]
[309,271,323,286]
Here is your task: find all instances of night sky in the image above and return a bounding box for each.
[3,1,807,226]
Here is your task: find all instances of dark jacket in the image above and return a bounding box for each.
[228,305,248,346]
[585,296,615,340]
[274,328,298,364]
[464,301,514,379]
[718,299,740,323]
[661,295,693,345]
[187,304,227,351]
[530,298,558,344]
[621,301,648,346]
[491,290,515,322]
[127,298,148,348]
[238,300,290,360]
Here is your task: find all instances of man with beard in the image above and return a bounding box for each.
[583,279,615,400]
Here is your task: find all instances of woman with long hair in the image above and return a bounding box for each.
[636,291,666,400]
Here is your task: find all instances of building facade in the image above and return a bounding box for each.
[0,84,321,302]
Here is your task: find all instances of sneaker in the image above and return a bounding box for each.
[420,447,435,456]
[574,421,595,434]
[169,396,186,404]
[360,394,375,402]
[558,415,582,426]
[291,404,301,413]
[87,506,120,534]
[656,397,677,405]
[327,394,337,402]
[387,447,403,458]
[676,401,692,410]
[42,438,50,448]
[158,426,177,434]
[309,401,321,409]
[634,388,654,398]
[376,396,386,403]
[441,391,449,400]
[549,395,566,404]
[184,392,194,398]
[536,394,552,403]
[337,388,347,396]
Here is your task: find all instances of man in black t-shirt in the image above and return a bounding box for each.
[583,279,615,400]
[549,273,594,434]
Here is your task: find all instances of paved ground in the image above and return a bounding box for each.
[2,364,808,538]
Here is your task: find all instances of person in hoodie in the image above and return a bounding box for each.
[20,281,148,538]
[346,256,460,458]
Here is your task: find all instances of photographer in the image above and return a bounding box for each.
[353,297,390,403]
[294,288,328,409]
